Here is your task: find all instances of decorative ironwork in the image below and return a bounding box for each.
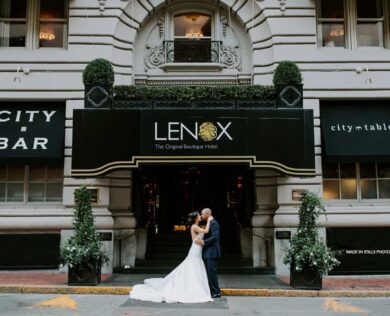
[144,40,241,69]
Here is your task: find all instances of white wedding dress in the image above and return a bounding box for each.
[129,233,212,303]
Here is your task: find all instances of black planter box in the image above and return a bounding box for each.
[195,100,235,109]
[113,100,152,109]
[85,84,112,109]
[276,84,303,108]
[237,100,276,108]
[290,264,322,290]
[68,261,102,286]
[153,100,193,109]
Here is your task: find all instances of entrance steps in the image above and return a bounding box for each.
[116,233,274,275]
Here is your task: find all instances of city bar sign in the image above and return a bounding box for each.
[71,109,315,177]
[0,102,65,159]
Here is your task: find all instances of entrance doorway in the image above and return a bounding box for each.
[132,165,255,271]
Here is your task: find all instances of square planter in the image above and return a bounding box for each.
[195,100,235,109]
[113,100,152,109]
[85,84,112,109]
[290,263,322,290]
[276,84,303,108]
[68,261,102,286]
[153,100,193,109]
[237,100,276,108]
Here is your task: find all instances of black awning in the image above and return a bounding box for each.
[321,101,390,162]
[71,108,315,177]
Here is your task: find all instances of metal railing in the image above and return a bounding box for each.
[164,40,221,63]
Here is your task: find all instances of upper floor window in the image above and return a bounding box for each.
[170,13,213,63]
[317,0,389,48]
[323,162,390,200]
[0,0,68,49]
[0,164,63,203]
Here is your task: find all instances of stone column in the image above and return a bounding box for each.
[110,170,138,269]
[251,170,278,267]
[273,99,322,275]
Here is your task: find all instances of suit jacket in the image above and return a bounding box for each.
[202,219,221,259]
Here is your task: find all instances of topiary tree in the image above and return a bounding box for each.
[60,185,109,269]
[283,191,339,278]
[82,58,114,87]
[273,60,303,85]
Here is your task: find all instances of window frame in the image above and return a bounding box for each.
[0,164,63,204]
[0,0,68,49]
[0,0,28,48]
[316,0,389,49]
[322,162,390,202]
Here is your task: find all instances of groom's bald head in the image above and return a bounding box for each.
[201,208,212,220]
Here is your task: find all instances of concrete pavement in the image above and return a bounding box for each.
[1,271,390,297]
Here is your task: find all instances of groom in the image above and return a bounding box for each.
[195,208,221,298]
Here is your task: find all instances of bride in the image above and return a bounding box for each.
[129,212,213,303]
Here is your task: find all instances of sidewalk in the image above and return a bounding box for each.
[1,271,390,297]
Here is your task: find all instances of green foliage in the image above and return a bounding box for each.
[283,191,340,277]
[113,85,276,101]
[273,61,302,85]
[82,58,114,86]
[60,186,109,268]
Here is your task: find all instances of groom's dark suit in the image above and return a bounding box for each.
[202,219,221,297]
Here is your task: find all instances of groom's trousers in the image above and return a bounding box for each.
[203,258,221,296]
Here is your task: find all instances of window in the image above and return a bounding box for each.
[0,0,68,49]
[0,0,27,47]
[317,0,345,47]
[0,164,63,203]
[317,0,389,48]
[171,13,213,63]
[323,162,390,200]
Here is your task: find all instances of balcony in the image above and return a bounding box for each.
[145,40,240,71]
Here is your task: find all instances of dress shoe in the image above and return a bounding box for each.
[211,293,221,298]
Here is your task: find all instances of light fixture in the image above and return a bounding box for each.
[184,13,204,38]
[39,32,56,41]
[185,31,203,38]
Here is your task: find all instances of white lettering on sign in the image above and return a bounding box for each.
[330,123,390,133]
[0,137,48,150]
[0,110,57,123]
[154,121,233,142]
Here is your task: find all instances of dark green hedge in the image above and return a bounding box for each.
[83,58,115,86]
[113,85,276,101]
[273,61,302,85]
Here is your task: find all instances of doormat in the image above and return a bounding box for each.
[121,297,228,309]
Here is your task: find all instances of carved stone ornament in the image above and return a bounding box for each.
[157,16,165,38]
[220,15,228,37]
[145,43,165,69]
[219,43,240,69]
[98,0,106,14]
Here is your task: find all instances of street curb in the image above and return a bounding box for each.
[1,286,390,297]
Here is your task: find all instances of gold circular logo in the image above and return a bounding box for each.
[199,122,217,141]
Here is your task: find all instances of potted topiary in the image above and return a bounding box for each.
[273,60,303,108]
[283,191,340,290]
[60,185,109,285]
[83,58,114,109]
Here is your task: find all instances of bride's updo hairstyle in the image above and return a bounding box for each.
[187,211,199,225]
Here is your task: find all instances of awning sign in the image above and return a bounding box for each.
[0,102,65,159]
[71,108,315,177]
[321,101,390,162]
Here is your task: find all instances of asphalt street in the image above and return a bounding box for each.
[1,293,390,316]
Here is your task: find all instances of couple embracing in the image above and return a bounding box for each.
[130,208,221,303]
